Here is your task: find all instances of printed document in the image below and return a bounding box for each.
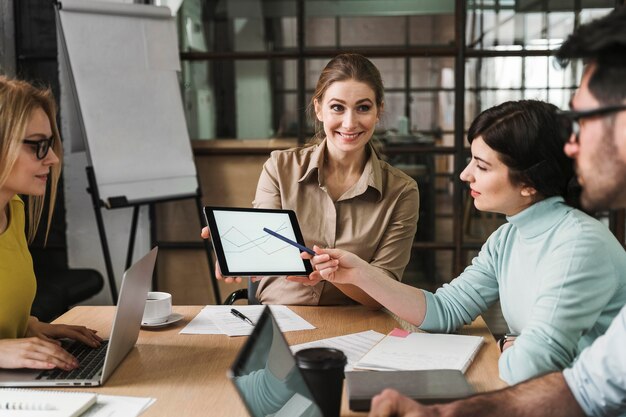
[291,330,385,371]
[180,305,315,336]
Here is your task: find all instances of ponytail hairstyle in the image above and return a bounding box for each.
[307,53,385,155]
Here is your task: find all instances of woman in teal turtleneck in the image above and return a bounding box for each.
[298,100,626,385]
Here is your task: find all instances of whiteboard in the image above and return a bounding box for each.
[56,0,198,207]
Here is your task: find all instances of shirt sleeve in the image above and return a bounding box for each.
[234,367,295,416]
[563,305,626,417]
[252,153,282,210]
[499,232,619,384]
[368,181,419,281]
[419,230,502,333]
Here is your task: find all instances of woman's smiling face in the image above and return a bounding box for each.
[314,79,380,157]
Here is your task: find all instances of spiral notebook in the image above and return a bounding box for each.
[0,388,96,416]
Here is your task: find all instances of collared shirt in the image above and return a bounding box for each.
[253,139,419,305]
[564,305,626,417]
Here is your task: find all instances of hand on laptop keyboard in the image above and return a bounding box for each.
[0,337,79,371]
[25,318,103,349]
[37,340,110,381]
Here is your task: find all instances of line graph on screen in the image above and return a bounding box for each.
[212,209,307,273]
[221,222,292,255]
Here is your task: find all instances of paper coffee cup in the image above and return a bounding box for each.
[142,291,172,324]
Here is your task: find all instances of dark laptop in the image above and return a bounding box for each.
[228,307,323,417]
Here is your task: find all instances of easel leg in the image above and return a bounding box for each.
[125,205,140,271]
[86,166,119,304]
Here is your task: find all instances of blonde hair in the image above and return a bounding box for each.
[0,76,63,243]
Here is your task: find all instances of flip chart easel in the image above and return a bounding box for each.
[55,0,220,303]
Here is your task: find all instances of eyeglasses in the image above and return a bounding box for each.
[22,137,56,160]
[557,104,626,144]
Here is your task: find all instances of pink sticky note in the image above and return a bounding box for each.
[389,328,410,338]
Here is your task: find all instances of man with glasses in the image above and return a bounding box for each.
[369,7,626,417]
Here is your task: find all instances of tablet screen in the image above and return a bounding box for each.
[204,207,314,276]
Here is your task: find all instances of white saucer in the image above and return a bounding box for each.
[141,312,184,328]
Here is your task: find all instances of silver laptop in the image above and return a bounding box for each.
[0,247,158,387]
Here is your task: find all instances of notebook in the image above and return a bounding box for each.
[346,369,475,411]
[0,247,158,387]
[228,306,323,417]
[354,329,484,372]
[0,388,96,416]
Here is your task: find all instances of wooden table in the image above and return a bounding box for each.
[54,306,507,416]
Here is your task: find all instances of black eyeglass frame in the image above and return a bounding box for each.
[22,137,56,160]
[558,104,626,144]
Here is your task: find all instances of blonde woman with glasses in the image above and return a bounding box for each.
[0,76,101,370]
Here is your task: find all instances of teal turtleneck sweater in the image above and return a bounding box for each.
[420,196,626,385]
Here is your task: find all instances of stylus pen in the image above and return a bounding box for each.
[231,308,255,326]
[263,227,316,255]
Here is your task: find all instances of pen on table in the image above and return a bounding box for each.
[263,227,316,256]
[231,308,255,326]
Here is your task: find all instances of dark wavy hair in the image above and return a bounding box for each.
[555,7,626,106]
[468,100,580,207]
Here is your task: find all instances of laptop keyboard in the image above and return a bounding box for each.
[37,340,109,380]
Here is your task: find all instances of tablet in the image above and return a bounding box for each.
[204,207,314,277]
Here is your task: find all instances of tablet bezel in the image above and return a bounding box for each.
[204,206,314,277]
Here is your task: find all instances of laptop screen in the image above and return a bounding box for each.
[229,307,323,417]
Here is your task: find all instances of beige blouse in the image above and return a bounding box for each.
[254,139,419,305]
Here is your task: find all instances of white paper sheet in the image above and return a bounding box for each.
[290,330,385,371]
[81,394,155,417]
[180,305,315,336]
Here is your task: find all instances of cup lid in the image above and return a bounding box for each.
[295,347,347,370]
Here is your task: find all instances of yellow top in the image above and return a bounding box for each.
[0,196,36,338]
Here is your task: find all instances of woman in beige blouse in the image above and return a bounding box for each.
[202,53,419,306]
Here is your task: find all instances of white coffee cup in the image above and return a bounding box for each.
[142,291,172,324]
